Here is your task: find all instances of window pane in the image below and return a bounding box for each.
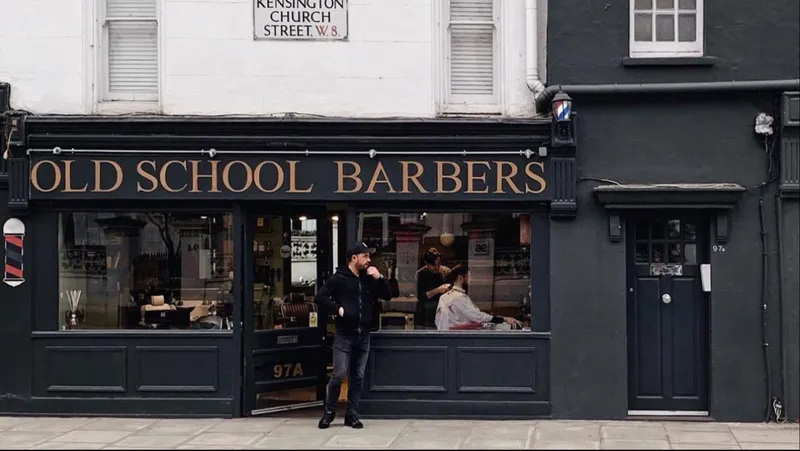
[667,220,681,239]
[668,243,683,264]
[59,213,234,331]
[684,220,697,241]
[655,14,675,41]
[360,212,531,332]
[651,219,665,240]
[636,243,650,264]
[253,216,321,331]
[634,0,653,10]
[684,243,697,264]
[678,0,696,9]
[656,0,674,9]
[634,13,653,41]
[678,13,696,41]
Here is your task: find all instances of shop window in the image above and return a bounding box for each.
[58,213,234,331]
[359,212,532,332]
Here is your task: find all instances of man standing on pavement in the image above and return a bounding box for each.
[315,242,392,429]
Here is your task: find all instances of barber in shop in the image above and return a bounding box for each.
[435,264,522,331]
[415,247,451,329]
[315,242,392,429]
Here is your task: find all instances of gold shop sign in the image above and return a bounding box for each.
[28,156,550,200]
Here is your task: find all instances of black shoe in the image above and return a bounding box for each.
[318,410,336,429]
[344,415,363,429]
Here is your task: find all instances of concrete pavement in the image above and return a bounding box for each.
[0,416,798,449]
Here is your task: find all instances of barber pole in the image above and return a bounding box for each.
[3,218,25,287]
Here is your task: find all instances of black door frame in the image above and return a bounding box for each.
[239,202,335,416]
[625,210,712,414]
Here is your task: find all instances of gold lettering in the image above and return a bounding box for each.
[253,161,284,193]
[189,160,220,193]
[335,161,363,193]
[524,162,547,194]
[92,160,123,193]
[160,160,188,193]
[287,161,313,193]
[62,160,88,192]
[365,162,397,194]
[293,362,304,377]
[137,161,159,192]
[30,160,62,193]
[495,161,523,194]
[222,160,253,193]
[435,161,462,193]
[465,161,491,194]
[400,161,427,193]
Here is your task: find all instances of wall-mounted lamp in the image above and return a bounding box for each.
[298,215,308,222]
[331,215,340,222]
[550,90,576,148]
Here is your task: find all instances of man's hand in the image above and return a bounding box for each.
[437,283,451,294]
[504,317,523,329]
[338,307,344,317]
[366,266,382,279]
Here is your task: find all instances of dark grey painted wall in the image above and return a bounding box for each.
[546,0,800,85]
[780,201,799,421]
[0,196,33,410]
[549,92,797,421]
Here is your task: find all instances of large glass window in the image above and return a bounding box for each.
[359,212,532,332]
[58,212,234,330]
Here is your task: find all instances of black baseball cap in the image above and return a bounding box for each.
[347,242,376,258]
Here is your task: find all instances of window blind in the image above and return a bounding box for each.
[448,0,495,97]
[105,0,158,96]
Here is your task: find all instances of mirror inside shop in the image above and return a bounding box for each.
[254,212,533,334]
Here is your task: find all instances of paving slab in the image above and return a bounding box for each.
[528,440,601,449]
[0,416,797,450]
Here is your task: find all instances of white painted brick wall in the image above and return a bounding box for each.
[0,0,544,117]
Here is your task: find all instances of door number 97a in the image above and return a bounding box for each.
[712,245,726,253]
[273,362,304,379]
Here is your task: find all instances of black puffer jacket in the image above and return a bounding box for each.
[315,266,392,335]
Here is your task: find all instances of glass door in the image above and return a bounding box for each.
[242,208,334,415]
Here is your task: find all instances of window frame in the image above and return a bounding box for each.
[95,0,162,106]
[629,0,704,58]
[435,0,504,115]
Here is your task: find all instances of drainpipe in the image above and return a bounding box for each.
[534,79,800,113]
[526,0,546,100]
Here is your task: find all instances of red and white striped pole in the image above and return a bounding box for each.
[3,218,25,287]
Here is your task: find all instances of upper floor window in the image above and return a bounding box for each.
[440,0,501,114]
[100,0,159,102]
[630,0,703,58]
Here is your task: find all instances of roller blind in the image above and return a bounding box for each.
[105,0,158,98]
[448,0,496,100]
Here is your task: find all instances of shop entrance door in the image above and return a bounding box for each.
[242,209,338,416]
[626,214,710,414]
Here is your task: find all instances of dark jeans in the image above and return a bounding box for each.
[324,331,370,417]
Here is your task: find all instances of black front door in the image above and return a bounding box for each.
[627,214,710,413]
[242,208,337,415]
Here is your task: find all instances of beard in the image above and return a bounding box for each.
[461,282,469,292]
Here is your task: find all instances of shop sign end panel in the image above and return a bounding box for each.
[28,156,553,203]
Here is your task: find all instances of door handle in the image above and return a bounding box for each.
[662,293,672,305]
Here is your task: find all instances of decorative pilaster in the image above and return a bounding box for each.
[780,92,799,198]
[460,220,499,306]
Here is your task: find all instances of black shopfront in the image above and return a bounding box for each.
[0,108,577,418]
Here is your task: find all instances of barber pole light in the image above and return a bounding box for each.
[3,218,25,287]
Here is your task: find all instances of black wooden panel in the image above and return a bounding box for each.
[368,346,448,393]
[780,135,799,196]
[456,347,537,394]
[361,332,551,418]
[35,346,127,395]
[134,346,219,393]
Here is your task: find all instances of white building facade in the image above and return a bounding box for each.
[0,0,547,117]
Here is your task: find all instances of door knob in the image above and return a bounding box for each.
[662,293,672,304]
